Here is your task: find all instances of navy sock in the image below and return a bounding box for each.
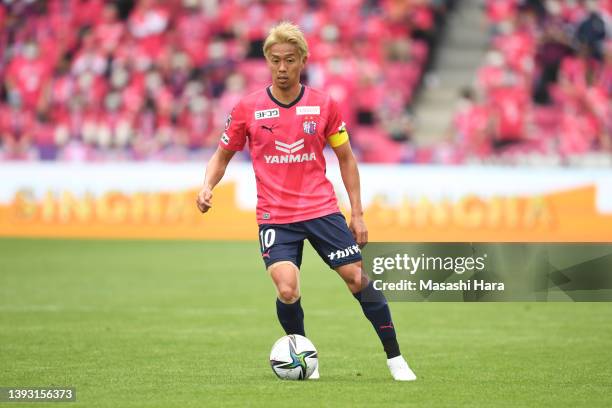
[276,297,305,336]
[353,281,401,359]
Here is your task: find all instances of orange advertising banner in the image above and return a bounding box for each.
[1,163,612,241]
[1,180,611,242]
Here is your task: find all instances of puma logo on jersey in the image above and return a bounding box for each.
[261,125,276,133]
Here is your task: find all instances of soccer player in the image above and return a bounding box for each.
[196,22,416,381]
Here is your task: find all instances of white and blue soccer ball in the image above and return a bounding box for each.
[269,334,318,380]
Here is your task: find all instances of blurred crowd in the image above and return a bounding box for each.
[0,0,454,161]
[452,0,612,164]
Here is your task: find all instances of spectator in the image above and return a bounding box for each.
[0,0,456,162]
[575,0,608,60]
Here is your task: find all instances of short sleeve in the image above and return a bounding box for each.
[324,98,349,148]
[219,102,247,151]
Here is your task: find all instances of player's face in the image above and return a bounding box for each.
[267,43,306,91]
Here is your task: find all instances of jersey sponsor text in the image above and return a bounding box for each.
[254,108,280,120]
[264,152,316,164]
[296,106,320,115]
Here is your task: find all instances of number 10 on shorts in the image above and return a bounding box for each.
[260,229,276,251]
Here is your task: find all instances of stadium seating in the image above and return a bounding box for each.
[0,0,454,162]
[452,0,611,164]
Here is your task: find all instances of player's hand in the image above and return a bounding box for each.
[196,186,213,213]
[349,214,368,248]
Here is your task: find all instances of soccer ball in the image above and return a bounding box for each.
[269,334,318,380]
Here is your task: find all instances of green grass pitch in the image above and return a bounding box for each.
[1,238,611,407]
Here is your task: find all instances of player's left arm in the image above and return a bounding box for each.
[332,140,368,247]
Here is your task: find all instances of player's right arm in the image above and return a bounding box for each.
[197,102,248,214]
[196,147,236,214]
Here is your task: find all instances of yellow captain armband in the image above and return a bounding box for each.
[327,129,349,147]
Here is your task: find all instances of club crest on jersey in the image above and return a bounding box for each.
[303,120,317,135]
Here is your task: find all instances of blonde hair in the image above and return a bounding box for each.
[263,22,309,61]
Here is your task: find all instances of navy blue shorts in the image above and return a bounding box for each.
[258,212,362,269]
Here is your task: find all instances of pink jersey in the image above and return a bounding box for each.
[220,85,348,224]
